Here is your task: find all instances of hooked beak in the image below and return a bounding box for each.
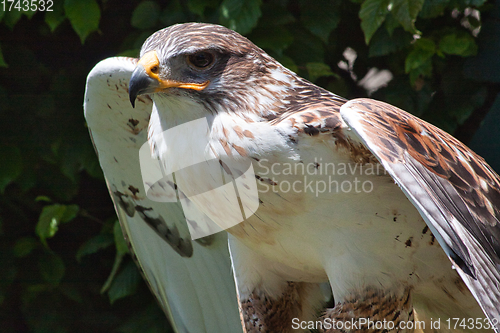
[128,50,210,107]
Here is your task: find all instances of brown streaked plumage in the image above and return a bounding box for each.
[344,99,500,228]
[85,23,500,333]
[242,282,323,333]
[342,99,500,322]
[320,287,414,333]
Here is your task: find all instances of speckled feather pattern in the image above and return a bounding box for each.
[320,287,414,333]
[85,23,500,333]
[142,23,498,331]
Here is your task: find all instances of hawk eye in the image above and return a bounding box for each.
[187,51,215,69]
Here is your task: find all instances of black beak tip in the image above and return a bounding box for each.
[128,75,139,108]
[129,93,136,108]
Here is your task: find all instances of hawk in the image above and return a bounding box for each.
[84,23,500,332]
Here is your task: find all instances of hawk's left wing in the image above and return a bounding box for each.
[84,57,243,333]
[340,98,500,331]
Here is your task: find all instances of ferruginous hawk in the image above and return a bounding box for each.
[84,23,500,333]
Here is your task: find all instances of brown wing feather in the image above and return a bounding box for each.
[343,98,500,246]
[341,98,500,329]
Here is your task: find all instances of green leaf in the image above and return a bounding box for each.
[405,37,436,85]
[220,0,262,35]
[35,195,52,202]
[405,38,435,73]
[384,11,401,35]
[187,0,219,16]
[359,0,391,44]
[159,0,186,26]
[36,204,79,246]
[249,25,294,56]
[36,205,65,245]
[100,221,130,294]
[131,1,160,30]
[45,0,66,32]
[285,26,325,65]
[0,145,22,193]
[409,57,432,85]
[306,62,338,82]
[62,204,79,222]
[114,221,129,255]
[38,252,65,286]
[107,261,141,304]
[419,0,450,19]
[76,233,114,262]
[369,27,412,57]
[439,32,477,57]
[101,251,124,294]
[21,4,37,19]
[64,0,100,43]
[3,9,22,29]
[300,0,340,43]
[390,0,424,34]
[13,237,38,258]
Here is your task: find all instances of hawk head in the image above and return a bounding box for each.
[129,22,292,116]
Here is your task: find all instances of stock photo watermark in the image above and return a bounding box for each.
[138,118,386,239]
[1,0,54,12]
[255,158,387,196]
[138,117,259,240]
[291,317,499,331]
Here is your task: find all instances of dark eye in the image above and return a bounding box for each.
[187,51,215,69]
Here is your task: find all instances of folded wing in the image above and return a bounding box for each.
[84,57,243,333]
[341,98,500,331]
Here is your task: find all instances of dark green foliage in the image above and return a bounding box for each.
[64,0,101,43]
[0,0,499,331]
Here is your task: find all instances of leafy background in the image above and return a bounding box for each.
[1,0,500,332]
